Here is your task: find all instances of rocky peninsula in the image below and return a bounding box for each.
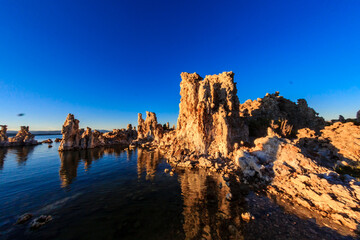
[55,71,360,235]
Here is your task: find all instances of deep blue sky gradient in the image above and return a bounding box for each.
[1,0,360,130]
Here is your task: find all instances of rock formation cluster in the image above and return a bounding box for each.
[0,125,38,147]
[239,92,325,138]
[153,71,359,235]
[58,114,137,151]
[137,112,164,142]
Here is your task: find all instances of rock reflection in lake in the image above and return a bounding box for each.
[13,146,35,166]
[177,168,353,240]
[137,148,162,180]
[59,147,135,188]
[178,169,245,240]
[59,151,81,187]
[0,147,7,169]
[0,146,35,168]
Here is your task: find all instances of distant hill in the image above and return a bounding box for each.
[6,129,110,136]
[7,130,62,136]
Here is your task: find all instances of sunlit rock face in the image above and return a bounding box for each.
[240,92,325,138]
[137,112,164,142]
[266,139,360,232]
[236,133,360,233]
[173,72,249,157]
[59,114,81,151]
[0,125,8,146]
[59,114,137,151]
[321,122,360,162]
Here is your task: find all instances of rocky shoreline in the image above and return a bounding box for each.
[1,71,359,236]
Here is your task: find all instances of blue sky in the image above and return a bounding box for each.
[0,0,359,130]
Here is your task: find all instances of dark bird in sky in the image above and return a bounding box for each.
[17,113,25,117]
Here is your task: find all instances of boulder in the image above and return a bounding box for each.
[42,139,53,144]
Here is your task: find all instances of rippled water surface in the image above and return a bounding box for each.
[0,135,356,240]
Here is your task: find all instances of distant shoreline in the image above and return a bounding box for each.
[6,131,62,137]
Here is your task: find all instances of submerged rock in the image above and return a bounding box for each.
[16,213,33,224]
[30,215,52,229]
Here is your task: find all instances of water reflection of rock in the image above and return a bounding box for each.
[0,148,7,170]
[59,147,132,187]
[59,151,81,187]
[0,146,35,168]
[137,148,162,180]
[178,169,245,240]
[13,146,35,166]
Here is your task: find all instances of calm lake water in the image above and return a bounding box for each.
[0,135,356,240]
